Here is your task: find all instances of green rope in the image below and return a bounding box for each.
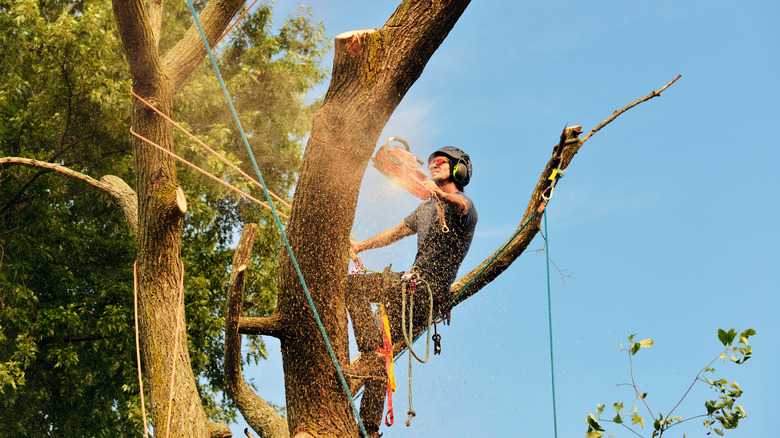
[543,211,559,438]
[183,3,368,436]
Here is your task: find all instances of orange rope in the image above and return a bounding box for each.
[133,261,150,438]
[130,89,292,210]
[164,262,186,438]
[129,127,289,220]
[217,0,262,45]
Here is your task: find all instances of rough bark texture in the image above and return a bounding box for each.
[276,1,472,435]
[111,0,245,436]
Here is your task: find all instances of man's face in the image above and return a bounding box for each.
[428,155,451,184]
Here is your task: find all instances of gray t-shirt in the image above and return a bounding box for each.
[404,193,477,287]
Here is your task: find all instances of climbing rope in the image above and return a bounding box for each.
[183,2,369,436]
[129,128,289,219]
[543,212,559,438]
[133,262,149,438]
[130,89,291,210]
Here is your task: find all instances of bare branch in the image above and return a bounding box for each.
[0,158,138,235]
[580,74,682,145]
[225,224,288,438]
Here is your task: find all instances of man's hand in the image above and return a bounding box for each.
[350,239,363,256]
[424,180,470,215]
[423,179,443,198]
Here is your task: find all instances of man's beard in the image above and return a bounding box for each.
[431,174,452,186]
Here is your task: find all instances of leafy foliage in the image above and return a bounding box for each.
[0,0,328,434]
[585,328,755,438]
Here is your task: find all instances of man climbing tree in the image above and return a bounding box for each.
[345,146,477,436]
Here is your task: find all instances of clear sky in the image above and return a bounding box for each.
[231,1,779,437]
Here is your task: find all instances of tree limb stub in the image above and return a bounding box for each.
[225,223,288,438]
[208,421,233,438]
[0,157,139,235]
[238,315,283,337]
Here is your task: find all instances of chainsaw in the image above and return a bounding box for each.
[371,137,430,200]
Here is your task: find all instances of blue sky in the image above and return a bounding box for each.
[231,1,779,436]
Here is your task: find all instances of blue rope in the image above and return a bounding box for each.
[543,211,559,438]
[182,3,368,436]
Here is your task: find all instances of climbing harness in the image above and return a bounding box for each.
[184,2,369,436]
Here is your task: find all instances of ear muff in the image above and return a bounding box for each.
[452,158,468,182]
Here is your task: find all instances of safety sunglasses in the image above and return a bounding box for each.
[429,156,449,167]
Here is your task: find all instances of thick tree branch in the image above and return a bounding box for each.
[163,0,245,91]
[225,224,288,438]
[0,158,138,235]
[112,0,164,95]
[238,315,283,337]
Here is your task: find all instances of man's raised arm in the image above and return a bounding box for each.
[350,221,414,254]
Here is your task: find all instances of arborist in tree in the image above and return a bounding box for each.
[344,146,477,437]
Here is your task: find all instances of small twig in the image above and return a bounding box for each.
[618,422,646,438]
[580,75,682,145]
[627,349,655,419]
[665,349,727,420]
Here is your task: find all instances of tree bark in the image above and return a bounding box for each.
[276,1,471,435]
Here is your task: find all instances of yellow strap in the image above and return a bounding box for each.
[380,304,397,391]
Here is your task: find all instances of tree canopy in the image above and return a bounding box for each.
[0,0,328,434]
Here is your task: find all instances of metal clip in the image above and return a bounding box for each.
[432,323,442,355]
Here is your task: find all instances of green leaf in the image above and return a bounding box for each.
[717,329,729,346]
[714,429,724,436]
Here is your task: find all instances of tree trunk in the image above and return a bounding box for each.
[112,0,245,435]
[277,1,471,435]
